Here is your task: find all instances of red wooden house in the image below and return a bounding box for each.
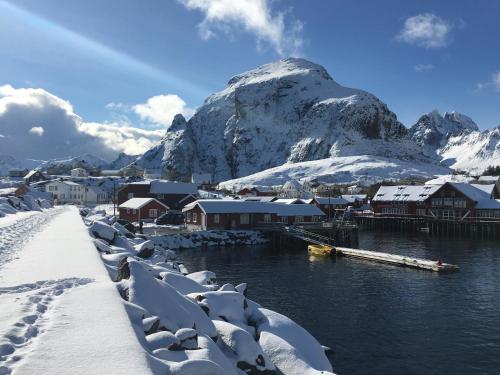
[182,200,325,230]
[117,180,198,209]
[118,198,169,222]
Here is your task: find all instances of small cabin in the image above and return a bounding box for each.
[119,197,169,222]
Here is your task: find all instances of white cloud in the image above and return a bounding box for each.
[396,13,453,48]
[493,72,500,91]
[0,84,163,160]
[29,126,44,136]
[413,63,435,72]
[77,122,164,156]
[178,0,303,56]
[132,94,195,127]
[474,72,500,93]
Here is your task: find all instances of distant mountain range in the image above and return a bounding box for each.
[0,153,139,176]
[2,58,498,184]
[131,58,498,186]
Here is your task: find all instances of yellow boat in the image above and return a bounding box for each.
[308,244,334,256]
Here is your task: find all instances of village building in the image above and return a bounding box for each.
[117,180,198,209]
[84,186,109,205]
[237,185,276,197]
[182,200,325,230]
[341,194,369,208]
[308,196,350,217]
[8,168,29,178]
[470,183,500,199]
[45,180,85,204]
[118,197,169,222]
[273,198,305,204]
[372,183,499,219]
[371,185,442,216]
[71,167,89,178]
[23,170,47,184]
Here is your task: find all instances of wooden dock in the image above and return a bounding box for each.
[285,225,459,272]
[334,246,459,272]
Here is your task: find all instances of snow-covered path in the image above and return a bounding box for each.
[0,209,62,269]
[0,206,153,375]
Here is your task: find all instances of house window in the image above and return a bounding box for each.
[128,193,134,199]
[127,209,131,214]
[214,214,220,224]
[149,209,158,217]
[240,214,250,225]
[193,212,197,222]
[158,194,165,199]
[312,216,319,222]
[281,216,288,223]
[264,214,271,223]
[295,216,304,223]
[132,209,136,214]
[187,212,192,221]
[416,208,426,216]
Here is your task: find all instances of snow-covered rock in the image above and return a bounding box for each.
[135,58,434,182]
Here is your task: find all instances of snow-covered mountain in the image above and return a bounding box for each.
[409,111,499,173]
[0,155,41,176]
[439,126,500,172]
[409,110,479,148]
[108,152,139,169]
[135,58,436,182]
[37,154,109,171]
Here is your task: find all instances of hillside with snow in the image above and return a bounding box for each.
[218,155,451,189]
[135,58,437,182]
[410,111,500,173]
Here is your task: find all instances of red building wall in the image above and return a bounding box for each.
[119,200,168,222]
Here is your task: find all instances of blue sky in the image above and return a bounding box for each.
[0,0,499,159]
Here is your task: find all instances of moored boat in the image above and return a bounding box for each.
[308,244,334,256]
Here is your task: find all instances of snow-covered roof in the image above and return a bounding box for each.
[448,183,491,202]
[282,180,302,190]
[149,180,198,195]
[183,200,325,216]
[119,197,168,210]
[341,194,367,203]
[470,184,495,196]
[23,170,43,179]
[372,185,441,202]
[243,196,276,202]
[273,198,303,204]
[0,187,17,196]
[313,197,349,205]
[475,199,500,210]
[478,175,500,182]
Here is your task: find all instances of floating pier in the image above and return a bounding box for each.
[283,225,459,272]
[334,246,459,272]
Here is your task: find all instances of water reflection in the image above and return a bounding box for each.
[179,231,500,375]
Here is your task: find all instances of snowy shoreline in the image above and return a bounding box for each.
[85,210,335,374]
[151,230,269,250]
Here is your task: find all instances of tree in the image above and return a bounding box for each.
[483,165,500,176]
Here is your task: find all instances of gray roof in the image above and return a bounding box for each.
[313,197,349,205]
[149,180,198,195]
[448,183,491,202]
[183,200,325,216]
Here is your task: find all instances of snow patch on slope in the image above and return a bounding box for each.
[219,155,451,189]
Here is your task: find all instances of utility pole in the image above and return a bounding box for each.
[113,181,116,218]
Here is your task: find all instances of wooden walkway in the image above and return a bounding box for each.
[286,226,459,273]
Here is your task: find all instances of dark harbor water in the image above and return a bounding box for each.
[179,231,500,375]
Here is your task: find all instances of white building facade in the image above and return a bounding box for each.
[45,180,85,204]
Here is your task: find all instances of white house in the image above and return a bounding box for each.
[71,168,89,178]
[280,179,312,199]
[84,186,109,205]
[45,180,85,204]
